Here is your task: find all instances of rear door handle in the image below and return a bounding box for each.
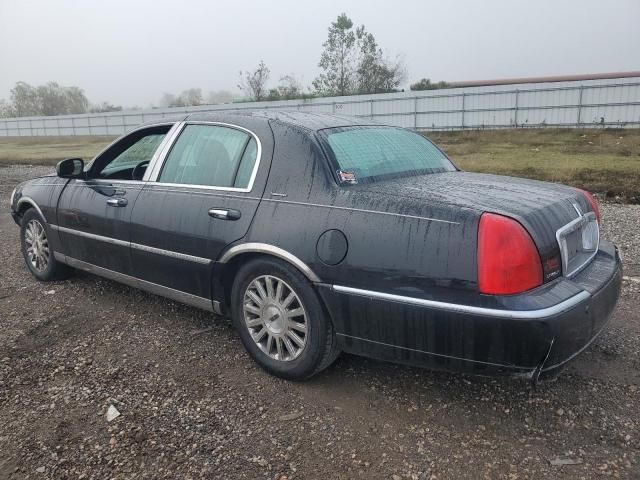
[107,197,128,207]
[208,208,241,220]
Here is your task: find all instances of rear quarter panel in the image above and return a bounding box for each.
[244,121,480,301]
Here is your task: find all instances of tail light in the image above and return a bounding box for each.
[577,188,601,222]
[477,213,543,295]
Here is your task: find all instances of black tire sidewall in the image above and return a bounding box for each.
[20,209,60,281]
[231,257,329,380]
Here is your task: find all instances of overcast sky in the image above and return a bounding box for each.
[1,0,638,107]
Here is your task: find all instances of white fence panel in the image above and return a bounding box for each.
[1,76,640,136]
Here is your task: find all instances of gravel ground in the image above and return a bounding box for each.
[0,165,639,480]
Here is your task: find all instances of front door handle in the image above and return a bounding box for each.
[208,208,241,220]
[107,197,128,207]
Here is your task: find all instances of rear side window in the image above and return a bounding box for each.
[320,126,456,184]
[159,124,259,189]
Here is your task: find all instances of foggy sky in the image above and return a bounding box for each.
[1,0,638,107]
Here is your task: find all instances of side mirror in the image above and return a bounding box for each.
[56,158,84,178]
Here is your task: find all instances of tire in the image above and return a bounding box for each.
[20,208,72,281]
[231,257,340,380]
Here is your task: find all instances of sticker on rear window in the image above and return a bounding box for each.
[337,170,358,185]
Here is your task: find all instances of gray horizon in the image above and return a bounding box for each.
[1,0,638,107]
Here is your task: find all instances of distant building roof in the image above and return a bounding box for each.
[448,71,640,88]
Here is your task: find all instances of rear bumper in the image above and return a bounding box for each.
[319,241,622,380]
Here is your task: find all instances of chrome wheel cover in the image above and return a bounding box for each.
[243,275,308,361]
[24,219,49,272]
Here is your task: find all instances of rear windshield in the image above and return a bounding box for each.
[320,126,456,184]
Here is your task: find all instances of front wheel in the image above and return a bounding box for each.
[231,257,339,380]
[20,209,72,281]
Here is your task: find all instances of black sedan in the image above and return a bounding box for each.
[10,111,622,381]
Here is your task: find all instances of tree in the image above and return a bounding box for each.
[0,99,13,117]
[410,78,449,91]
[10,82,40,116]
[238,61,271,101]
[158,88,203,107]
[7,81,89,116]
[159,93,178,108]
[313,14,356,96]
[355,27,406,94]
[206,90,234,104]
[314,14,406,96]
[180,88,203,106]
[89,102,123,113]
[267,75,305,101]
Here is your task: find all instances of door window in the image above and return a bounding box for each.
[158,124,258,189]
[91,126,171,180]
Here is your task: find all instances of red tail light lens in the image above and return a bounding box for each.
[478,213,543,295]
[578,188,601,222]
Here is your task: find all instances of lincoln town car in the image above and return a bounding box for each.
[10,111,622,381]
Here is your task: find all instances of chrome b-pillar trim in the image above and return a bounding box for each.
[332,285,591,320]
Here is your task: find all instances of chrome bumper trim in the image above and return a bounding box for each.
[332,285,591,319]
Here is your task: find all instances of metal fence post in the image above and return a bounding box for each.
[370,99,374,120]
[414,97,418,129]
[461,93,466,129]
[71,117,76,136]
[56,117,60,136]
[514,89,519,127]
[577,85,584,126]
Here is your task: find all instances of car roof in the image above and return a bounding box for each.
[185,110,377,132]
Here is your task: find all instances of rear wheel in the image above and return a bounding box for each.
[20,209,72,281]
[231,257,339,380]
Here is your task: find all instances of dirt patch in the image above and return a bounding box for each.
[0,166,639,479]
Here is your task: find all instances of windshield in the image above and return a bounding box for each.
[320,126,456,184]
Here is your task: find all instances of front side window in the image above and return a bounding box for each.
[320,126,456,184]
[159,124,258,189]
[92,126,170,180]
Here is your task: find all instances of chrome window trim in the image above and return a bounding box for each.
[332,285,591,320]
[145,121,186,181]
[50,224,212,265]
[148,121,263,193]
[218,243,321,283]
[16,196,45,219]
[54,253,213,312]
[86,121,179,173]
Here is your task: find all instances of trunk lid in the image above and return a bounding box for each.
[353,171,598,281]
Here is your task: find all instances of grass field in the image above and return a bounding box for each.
[0,128,638,201]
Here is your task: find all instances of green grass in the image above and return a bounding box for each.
[426,128,640,201]
[0,135,116,165]
[1,128,638,201]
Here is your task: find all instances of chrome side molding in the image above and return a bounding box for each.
[218,242,321,283]
[50,225,212,265]
[332,285,591,320]
[54,253,214,312]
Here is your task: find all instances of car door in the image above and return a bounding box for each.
[129,121,272,300]
[55,124,175,274]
